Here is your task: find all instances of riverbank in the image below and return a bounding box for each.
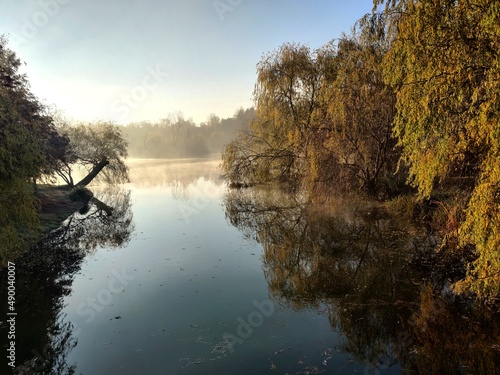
[36,185,87,233]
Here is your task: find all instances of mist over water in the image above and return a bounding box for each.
[1,158,498,374]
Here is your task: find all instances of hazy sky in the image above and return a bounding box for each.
[1,0,375,124]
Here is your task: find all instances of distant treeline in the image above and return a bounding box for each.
[122,108,255,158]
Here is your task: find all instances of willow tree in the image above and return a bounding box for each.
[376,0,500,298]
[321,32,398,194]
[56,121,129,187]
[222,43,331,185]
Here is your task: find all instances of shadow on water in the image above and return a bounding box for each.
[223,186,500,374]
[0,186,134,375]
[1,174,499,374]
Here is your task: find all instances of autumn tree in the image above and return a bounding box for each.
[320,31,398,195]
[222,43,332,185]
[223,37,400,196]
[375,0,500,299]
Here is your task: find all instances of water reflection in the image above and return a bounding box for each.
[405,284,500,374]
[57,186,134,252]
[128,158,221,189]
[0,186,134,374]
[223,187,500,374]
[2,161,499,374]
[128,158,224,210]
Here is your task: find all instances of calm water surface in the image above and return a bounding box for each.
[1,158,499,374]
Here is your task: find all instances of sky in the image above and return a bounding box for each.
[0,0,375,125]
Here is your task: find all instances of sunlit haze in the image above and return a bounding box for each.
[0,0,374,124]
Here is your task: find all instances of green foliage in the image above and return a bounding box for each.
[223,43,327,185]
[382,0,499,197]
[1,37,130,259]
[0,180,39,263]
[57,121,129,186]
[378,0,500,299]
[0,36,63,257]
[456,164,500,297]
[321,32,399,194]
[222,0,500,300]
[222,37,400,196]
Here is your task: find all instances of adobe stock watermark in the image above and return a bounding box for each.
[112,63,169,121]
[177,182,220,224]
[9,0,73,48]
[75,267,134,326]
[213,0,243,21]
[222,299,274,354]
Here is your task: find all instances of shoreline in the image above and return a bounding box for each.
[36,185,88,234]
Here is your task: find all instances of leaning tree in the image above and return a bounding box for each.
[55,121,129,187]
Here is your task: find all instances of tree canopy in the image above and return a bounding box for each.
[223,43,326,185]
[222,1,500,301]
[376,0,500,299]
[0,37,68,258]
[222,38,400,196]
[56,121,129,187]
[321,32,398,194]
[0,38,131,261]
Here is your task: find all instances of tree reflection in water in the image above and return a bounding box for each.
[51,186,134,252]
[0,186,134,375]
[223,186,500,374]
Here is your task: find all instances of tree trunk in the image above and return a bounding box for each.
[90,196,114,216]
[75,159,109,187]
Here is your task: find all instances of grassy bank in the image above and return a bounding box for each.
[0,185,87,267]
[36,185,86,233]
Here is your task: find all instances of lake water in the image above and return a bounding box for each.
[1,158,499,374]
